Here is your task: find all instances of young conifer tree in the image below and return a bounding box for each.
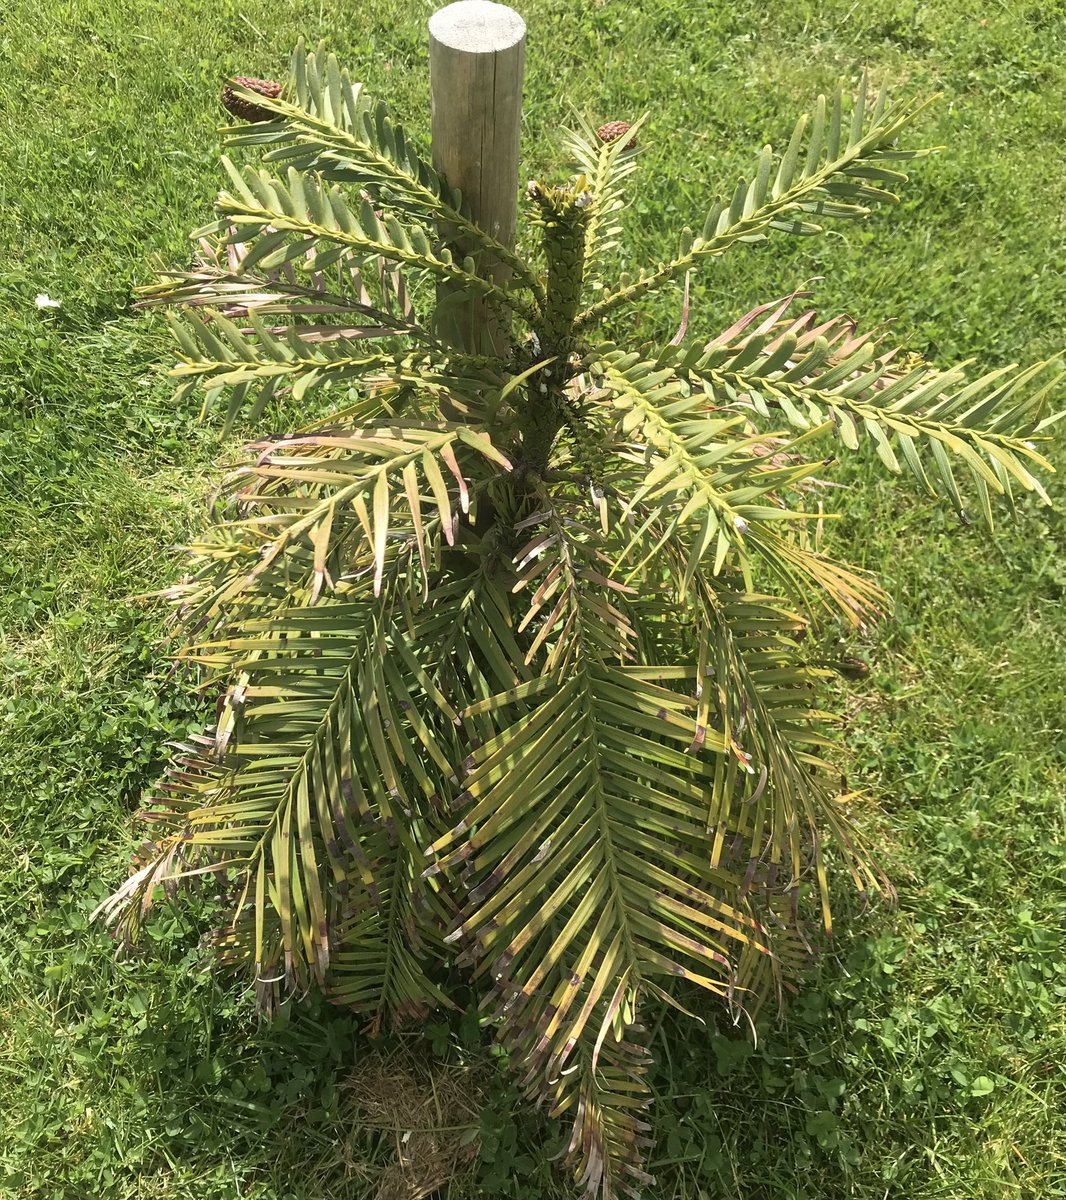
[99,42,1062,1197]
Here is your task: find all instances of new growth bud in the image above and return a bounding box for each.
[596,120,637,150]
[222,77,283,123]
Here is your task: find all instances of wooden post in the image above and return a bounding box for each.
[429,1,526,355]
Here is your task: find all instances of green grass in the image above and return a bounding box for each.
[1,0,1064,1196]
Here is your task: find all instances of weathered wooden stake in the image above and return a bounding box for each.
[429,1,526,355]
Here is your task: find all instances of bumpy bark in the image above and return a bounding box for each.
[520,180,592,472]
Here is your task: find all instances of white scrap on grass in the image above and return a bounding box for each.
[35,293,61,310]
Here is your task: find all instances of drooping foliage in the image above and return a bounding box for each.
[98,41,1062,1197]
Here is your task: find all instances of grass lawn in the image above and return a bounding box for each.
[1,0,1064,1197]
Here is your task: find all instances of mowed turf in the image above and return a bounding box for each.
[1,0,1064,1197]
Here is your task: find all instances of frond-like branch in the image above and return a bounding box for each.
[159,419,511,679]
[223,40,545,304]
[686,578,885,931]
[97,555,538,1025]
[210,160,537,323]
[96,587,451,1009]
[563,113,647,295]
[510,503,638,669]
[163,306,502,429]
[551,1034,654,1200]
[588,348,887,623]
[665,294,1063,524]
[577,76,937,329]
[141,269,427,340]
[424,501,784,1194]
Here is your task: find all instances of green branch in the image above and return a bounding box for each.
[576,84,937,331]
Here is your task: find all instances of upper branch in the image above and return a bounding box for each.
[576,78,937,331]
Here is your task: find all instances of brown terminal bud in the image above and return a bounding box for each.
[596,120,637,150]
[221,76,283,123]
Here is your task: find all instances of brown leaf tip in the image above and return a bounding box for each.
[221,76,283,123]
[596,120,637,150]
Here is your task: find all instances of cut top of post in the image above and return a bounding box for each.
[428,0,526,53]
